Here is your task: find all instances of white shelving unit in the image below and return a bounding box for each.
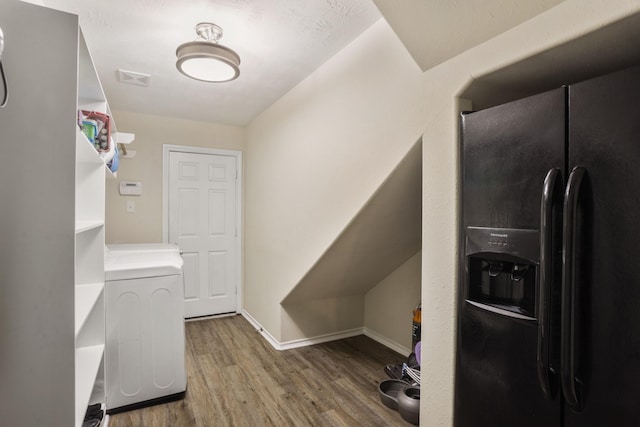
[74,31,109,426]
[0,3,133,426]
[75,30,133,427]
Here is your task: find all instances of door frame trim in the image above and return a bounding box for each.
[162,144,243,314]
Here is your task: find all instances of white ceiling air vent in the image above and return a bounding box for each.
[116,69,151,87]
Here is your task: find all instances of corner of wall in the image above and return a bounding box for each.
[281,295,365,343]
[364,250,421,352]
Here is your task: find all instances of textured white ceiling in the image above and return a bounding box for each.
[41,0,382,126]
[36,0,571,127]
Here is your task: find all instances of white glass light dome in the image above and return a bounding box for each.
[176,23,240,83]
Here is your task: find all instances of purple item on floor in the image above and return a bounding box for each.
[414,341,421,366]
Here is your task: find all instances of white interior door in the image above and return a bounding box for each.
[168,150,239,318]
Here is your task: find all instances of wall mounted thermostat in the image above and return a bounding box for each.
[119,181,142,196]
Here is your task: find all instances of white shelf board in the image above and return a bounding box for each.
[105,167,116,179]
[115,132,135,144]
[75,282,104,337]
[75,220,104,234]
[76,129,104,166]
[75,344,104,427]
[76,126,120,179]
[78,100,108,114]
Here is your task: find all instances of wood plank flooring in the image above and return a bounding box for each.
[108,315,412,426]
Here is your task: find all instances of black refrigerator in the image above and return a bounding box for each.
[455,64,640,427]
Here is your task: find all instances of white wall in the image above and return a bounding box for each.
[281,295,365,343]
[364,251,422,354]
[106,111,245,243]
[418,1,640,425]
[246,1,640,424]
[244,18,427,341]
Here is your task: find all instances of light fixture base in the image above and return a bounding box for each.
[195,22,223,43]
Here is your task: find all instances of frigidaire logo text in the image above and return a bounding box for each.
[490,233,508,238]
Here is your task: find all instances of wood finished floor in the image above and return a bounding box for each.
[108,315,412,426]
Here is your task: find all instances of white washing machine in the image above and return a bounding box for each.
[104,243,186,413]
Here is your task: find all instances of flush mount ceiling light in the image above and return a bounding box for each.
[176,22,240,83]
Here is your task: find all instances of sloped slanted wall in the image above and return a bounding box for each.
[372,0,563,72]
[280,139,422,338]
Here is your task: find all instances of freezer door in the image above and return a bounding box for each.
[461,88,566,230]
[565,64,640,426]
[456,88,565,427]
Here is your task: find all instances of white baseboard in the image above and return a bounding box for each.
[277,327,364,351]
[241,309,362,350]
[363,327,412,357]
[240,309,283,350]
[241,310,409,355]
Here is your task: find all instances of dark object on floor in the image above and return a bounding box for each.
[384,363,404,380]
[378,379,409,410]
[406,352,419,369]
[83,403,104,427]
[384,351,420,384]
[398,386,420,425]
[84,404,102,419]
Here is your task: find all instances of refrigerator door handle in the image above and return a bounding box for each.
[561,166,586,410]
[538,167,560,399]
